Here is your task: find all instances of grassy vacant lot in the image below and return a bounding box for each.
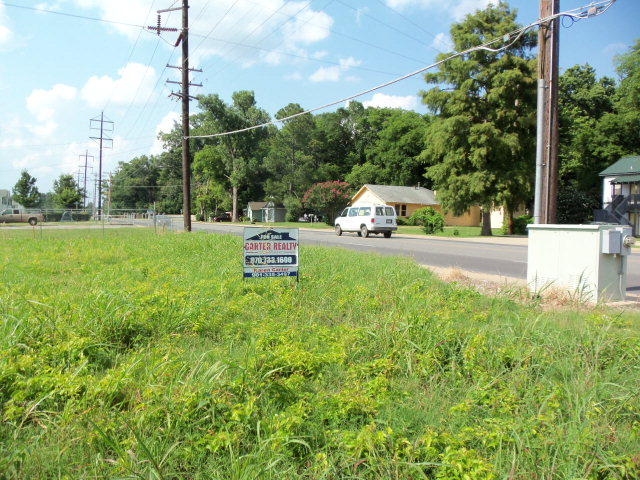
[1,228,639,479]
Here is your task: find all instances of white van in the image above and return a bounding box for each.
[334,204,397,238]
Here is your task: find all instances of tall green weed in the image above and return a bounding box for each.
[0,228,638,479]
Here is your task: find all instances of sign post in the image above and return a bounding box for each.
[243,227,299,280]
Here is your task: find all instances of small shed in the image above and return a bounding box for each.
[246,202,268,222]
[245,201,286,223]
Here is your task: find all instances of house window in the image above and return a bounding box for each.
[612,184,622,197]
[395,204,407,217]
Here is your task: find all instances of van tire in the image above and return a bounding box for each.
[360,225,369,238]
[384,231,391,238]
[335,224,342,236]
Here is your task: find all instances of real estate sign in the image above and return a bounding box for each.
[243,227,299,279]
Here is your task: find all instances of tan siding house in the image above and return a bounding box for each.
[350,184,481,227]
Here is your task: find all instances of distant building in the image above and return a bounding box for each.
[245,201,287,223]
[0,189,11,209]
[596,155,640,234]
[350,184,481,227]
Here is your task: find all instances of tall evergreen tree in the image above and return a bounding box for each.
[420,1,537,235]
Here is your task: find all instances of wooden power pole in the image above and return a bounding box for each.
[150,1,201,232]
[534,0,560,224]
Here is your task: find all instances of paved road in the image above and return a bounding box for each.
[194,222,528,279]
[193,222,640,296]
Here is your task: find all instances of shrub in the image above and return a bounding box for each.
[409,207,445,234]
[302,181,353,225]
[283,196,303,222]
[513,214,533,235]
[557,187,599,224]
[501,214,533,235]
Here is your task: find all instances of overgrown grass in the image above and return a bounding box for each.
[1,227,639,479]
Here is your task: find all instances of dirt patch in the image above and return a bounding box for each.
[426,266,640,310]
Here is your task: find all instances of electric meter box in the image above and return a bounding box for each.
[527,224,634,303]
[601,229,623,254]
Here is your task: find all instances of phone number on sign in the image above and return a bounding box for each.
[245,270,297,278]
[245,255,297,266]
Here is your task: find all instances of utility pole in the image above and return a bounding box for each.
[149,1,201,232]
[534,0,560,224]
[90,113,114,219]
[78,150,94,209]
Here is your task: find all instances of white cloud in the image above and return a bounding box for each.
[384,0,498,20]
[284,72,303,81]
[363,93,417,110]
[309,56,362,83]
[150,111,181,155]
[385,0,438,9]
[452,0,498,20]
[282,7,333,45]
[26,84,78,136]
[72,0,151,39]
[604,42,629,57]
[432,32,453,52]
[0,1,13,46]
[73,0,333,68]
[355,7,369,26]
[310,66,340,82]
[0,24,10,45]
[81,62,157,109]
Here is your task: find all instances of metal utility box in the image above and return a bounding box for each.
[527,224,634,303]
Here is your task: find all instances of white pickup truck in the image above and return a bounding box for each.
[0,208,44,225]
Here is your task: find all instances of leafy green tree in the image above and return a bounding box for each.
[347,108,429,187]
[159,153,185,214]
[420,2,537,235]
[12,170,40,208]
[558,65,617,195]
[109,155,159,210]
[611,39,640,154]
[52,174,83,209]
[302,181,353,225]
[264,103,317,201]
[283,195,303,222]
[409,207,445,234]
[193,91,272,220]
[152,125,190,214]
[194,180,230,220]
[312,102,368,180]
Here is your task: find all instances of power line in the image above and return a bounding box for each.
[4,2,145,29]
[187,0,616,141]
[336,0,443,54]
